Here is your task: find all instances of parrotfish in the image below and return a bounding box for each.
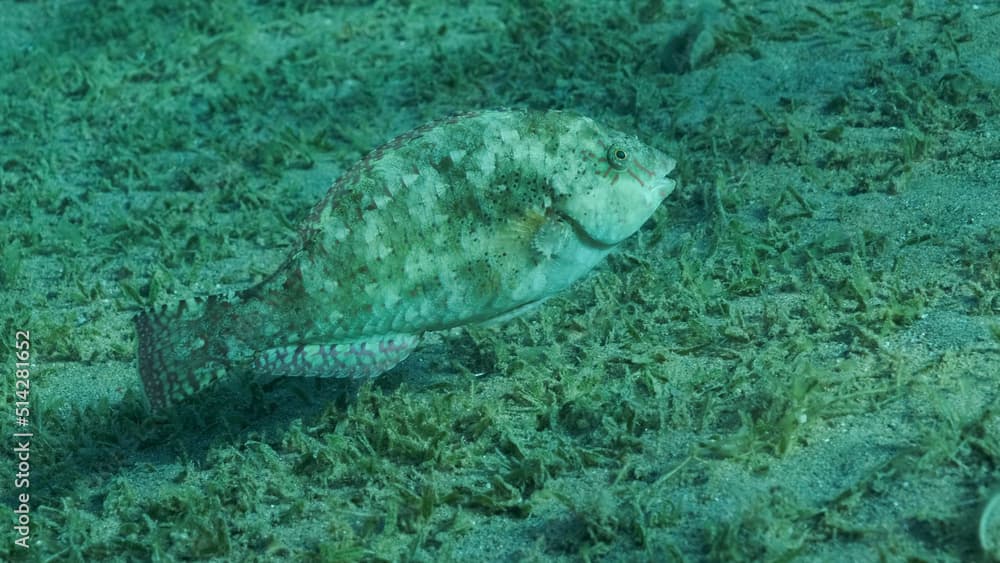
[136,109,676,409]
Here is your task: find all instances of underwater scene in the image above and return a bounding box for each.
[2,0,999,561]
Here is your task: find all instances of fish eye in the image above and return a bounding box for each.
[607,145,628,170]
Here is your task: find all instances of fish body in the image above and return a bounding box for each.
[136,109,676,409]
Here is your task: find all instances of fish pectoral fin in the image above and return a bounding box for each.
[251,334,420,382]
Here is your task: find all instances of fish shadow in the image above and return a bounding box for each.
[21,332,494,509]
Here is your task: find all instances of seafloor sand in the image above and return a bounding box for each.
[1,1,999,560]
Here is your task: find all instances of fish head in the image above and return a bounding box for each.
[551,119,676,247]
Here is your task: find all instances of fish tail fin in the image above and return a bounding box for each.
[135,298,232,411]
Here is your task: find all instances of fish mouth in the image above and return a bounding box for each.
[654,159,678,200]
[652,176,676,201]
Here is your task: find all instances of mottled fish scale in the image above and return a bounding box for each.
[136,108,676,410]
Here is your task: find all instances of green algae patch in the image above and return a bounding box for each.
[1,0,999,561]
